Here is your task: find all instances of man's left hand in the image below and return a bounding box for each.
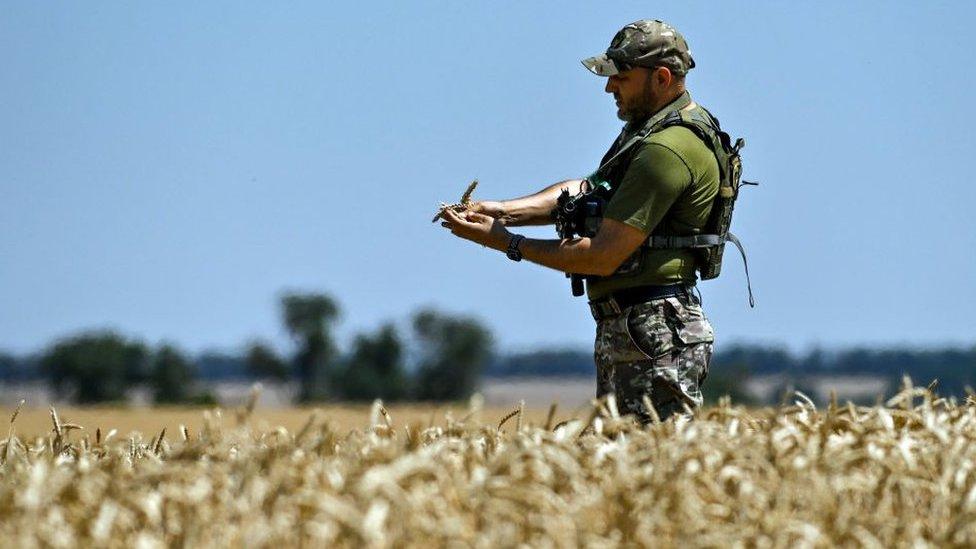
[440,208,512,251]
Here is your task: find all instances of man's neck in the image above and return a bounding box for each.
[651,88,686,115]
[625,90,691,132]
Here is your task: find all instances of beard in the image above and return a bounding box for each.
[615,78,659,122]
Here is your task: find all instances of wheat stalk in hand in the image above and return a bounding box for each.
[432,180,478,222]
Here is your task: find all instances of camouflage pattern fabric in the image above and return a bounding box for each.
[594,293,714,423]
[582,19,695,77]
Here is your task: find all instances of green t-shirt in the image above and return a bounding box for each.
[586,124,720,300]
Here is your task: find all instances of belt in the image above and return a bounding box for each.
[589,284,696,321]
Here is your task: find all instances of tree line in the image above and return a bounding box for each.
[488,343,976,402]
[0,292,493,405]
[4,299,973,405]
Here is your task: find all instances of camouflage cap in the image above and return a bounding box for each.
[582,19,695,77]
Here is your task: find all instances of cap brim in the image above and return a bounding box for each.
[581,53,618,76]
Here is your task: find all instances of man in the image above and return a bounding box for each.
[440,20,731,423]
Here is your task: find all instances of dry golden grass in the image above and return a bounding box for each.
[3,402,553,441]
[1,381,975,547]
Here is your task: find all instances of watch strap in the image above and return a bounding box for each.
[506,234,526,261]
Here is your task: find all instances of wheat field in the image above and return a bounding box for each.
[2,381,975,547]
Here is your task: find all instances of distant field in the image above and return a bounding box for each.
[0,374,893,413]
[0,377,600,439]
[2,403,559,440]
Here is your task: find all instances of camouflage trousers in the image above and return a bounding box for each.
[593,293,714,424]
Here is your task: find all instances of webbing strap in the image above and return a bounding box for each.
[726,232,756,308]
[647,232,756,308]
[646,234,724,249]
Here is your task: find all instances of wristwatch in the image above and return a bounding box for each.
[506,234,526,262]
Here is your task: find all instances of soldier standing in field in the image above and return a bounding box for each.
[440,20,749,423]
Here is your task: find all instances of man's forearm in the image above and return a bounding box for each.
[498,179,584,226]
[442,206,645,277]
[516,236,616,276]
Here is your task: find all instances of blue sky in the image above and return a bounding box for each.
[2,2,974,356]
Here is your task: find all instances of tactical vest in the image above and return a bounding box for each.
[588,93,755,306]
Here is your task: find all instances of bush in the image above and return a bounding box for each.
[41,331,149,404]
[412,309,492,401]
[245,340,290,381]
[151,344,197,404]
[335,323,407,401]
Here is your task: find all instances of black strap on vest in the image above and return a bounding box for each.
[646,233,723,248]
[725,233,755,308]
[593,96,691,178]
[647,232,755,308]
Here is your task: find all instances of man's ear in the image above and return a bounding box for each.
[653,66,673,89]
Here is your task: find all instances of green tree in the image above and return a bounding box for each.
[0,352,15,382]
[151,344,197,404]
[41,331,149,403]
[412,309,493,401]
[281,292,340,402]
[335,323,407,401]
[245,340,290,381]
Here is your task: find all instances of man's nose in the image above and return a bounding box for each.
[605,79,615,93]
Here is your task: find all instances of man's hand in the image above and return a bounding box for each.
[467,200,508,222]
[440,208,512,251]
